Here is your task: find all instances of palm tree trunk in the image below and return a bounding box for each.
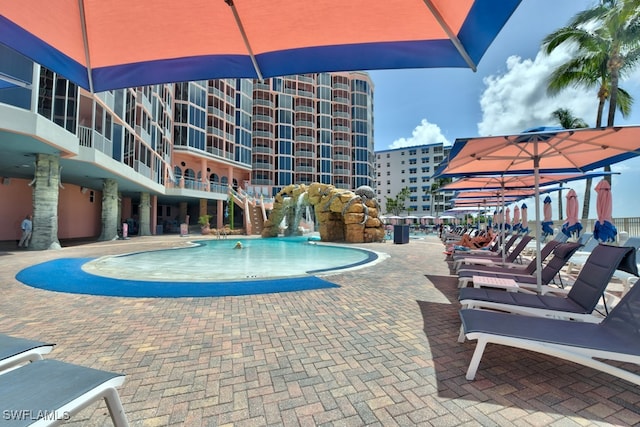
[605,61,620,185]
[607,56,621,127]
[558,183,563,221]
[582,178,592,221]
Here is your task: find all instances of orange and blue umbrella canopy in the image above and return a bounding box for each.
[0,0,521,92]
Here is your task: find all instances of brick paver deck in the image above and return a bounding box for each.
[0,234,638,426]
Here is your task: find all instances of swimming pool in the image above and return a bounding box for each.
[16,236,385,298]
[84,236,380,281]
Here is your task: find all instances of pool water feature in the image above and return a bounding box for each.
[84,236,379,281]
[17,237,384,298]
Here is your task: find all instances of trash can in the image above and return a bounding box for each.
[155,224,163,235]
[393,225,410,244]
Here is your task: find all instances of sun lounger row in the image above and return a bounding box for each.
[443,234,640,386]
[0,334,128,426]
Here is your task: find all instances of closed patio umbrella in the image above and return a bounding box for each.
[505,207,511,231]
[520,203,529,234]
[542,196,554,237]
[594,179,617,242]
[512,204,521,232]
[562,189,583,238]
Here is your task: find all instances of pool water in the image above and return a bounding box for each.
[83,236,379,282]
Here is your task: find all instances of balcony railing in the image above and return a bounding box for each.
[295,150,314,158]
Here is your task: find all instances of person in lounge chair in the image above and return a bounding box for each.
[444,229,495,255]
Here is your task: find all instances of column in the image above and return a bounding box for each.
[138,192,151,236]
[31,153,61,250]
[98,178,118,241]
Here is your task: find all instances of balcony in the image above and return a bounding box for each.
[253,130,274,138]
[333,168,350,175]
[295,120,314,128]
[254,114,273,123]
[295,135,316,143]
[78,126,114,157]
[253,98,274,107]
[295,105,314,113]
[333,125,350,133]
[333,97,350,104]
[251,178,274,185]
[253,146,273,155]
[296,166,315,173]
[333,139,351,147]
[295,150,314,158]
[252,162,274,170]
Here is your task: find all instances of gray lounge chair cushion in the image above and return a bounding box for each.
[460,287,587,312]
[567,245,637,311]
[0,359,125,427]
[459,242,582,287]
[0,334,52,362]
[460,308,640,356]
[458,240,563,277]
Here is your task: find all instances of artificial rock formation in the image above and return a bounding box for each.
[262,183,385,243]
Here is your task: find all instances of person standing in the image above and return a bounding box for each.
[18,214,32,248]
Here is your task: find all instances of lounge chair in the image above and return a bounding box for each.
[459,273,640,385]
[456,239,562,277]
[458,244,638,321]
[453,235,533,271]
[457,242,582,290]
[0,333,54,372]
[0,359,128,426]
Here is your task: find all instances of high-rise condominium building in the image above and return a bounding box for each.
[375,144,454,217]
[0,46,375,248]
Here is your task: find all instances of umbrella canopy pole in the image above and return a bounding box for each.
[224,0,264,80]
[534,156,542,293]
[77,0,95,93]
[501,185,506,264]
[421,0,477,71]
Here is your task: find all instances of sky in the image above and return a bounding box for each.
[369,0,640,219]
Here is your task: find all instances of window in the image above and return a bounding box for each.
[409,149,417,155]
[409,168,417,174]
[409,159,417,165]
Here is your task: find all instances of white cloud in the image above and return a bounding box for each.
[388,119,451,148]
[478,46,599,136]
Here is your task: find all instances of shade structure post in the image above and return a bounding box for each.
[533,155,542,293]
[500,183,506,264]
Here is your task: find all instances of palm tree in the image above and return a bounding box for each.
[543,0,639,219]
[429,177,452,217]
[552,107,589,129]
[543,0,638,129]
[551,108,589,220]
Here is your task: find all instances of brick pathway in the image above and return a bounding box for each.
[0,235,638,426]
